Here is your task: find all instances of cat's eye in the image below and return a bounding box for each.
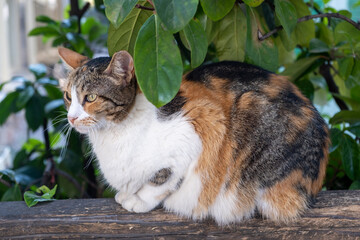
[65,92,71,101]
[86,94,97,102]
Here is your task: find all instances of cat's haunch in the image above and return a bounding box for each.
[59,47,329,225]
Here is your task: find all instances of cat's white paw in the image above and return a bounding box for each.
[115,192,128,204]
[117,194,153,213]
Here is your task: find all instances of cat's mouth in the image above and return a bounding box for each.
[69,117,101,134]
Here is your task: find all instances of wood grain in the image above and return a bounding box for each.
[0,190,359,239]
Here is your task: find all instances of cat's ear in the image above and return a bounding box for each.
[58,47,89,70]
[103,51,134,86]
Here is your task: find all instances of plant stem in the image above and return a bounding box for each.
[259,13,360,41]
[135,4,155,11]
[0,178,12,188]
[55,168,90,198]
[41,119,56,188]
[319,63,349,111]
[69,0,90,34]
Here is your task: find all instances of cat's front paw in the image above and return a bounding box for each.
[116,193,154,213]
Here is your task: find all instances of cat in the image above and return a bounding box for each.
[58,47,329,225]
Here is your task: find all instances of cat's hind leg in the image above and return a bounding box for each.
[256,170,312,222]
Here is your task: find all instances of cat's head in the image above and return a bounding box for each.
[58,47,137,134]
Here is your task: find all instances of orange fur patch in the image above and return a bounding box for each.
[259,170,312,222]
[180,79,236,214]
[263,74,290,99]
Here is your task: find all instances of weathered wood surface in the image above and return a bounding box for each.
[0,190,359,239]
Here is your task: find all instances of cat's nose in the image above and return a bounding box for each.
[68,116,78,124]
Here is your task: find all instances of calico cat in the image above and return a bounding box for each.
[58,47,329,225]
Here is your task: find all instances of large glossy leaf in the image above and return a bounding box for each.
[25,95,45,131]
[334,21,360,45]
[153,0,198,33]
[182,19,208,68]
[213,5,246,62]
[340,135,360,181]
[245,6,278,72]
[104,0,138,29]
[330,110,360,125]
[274,0,297,37]
[107,1,152,56]
[200,0,235,21]
[279,0,315,51]
[243,0,264,7]
[329,128,342,153]
[309,39,330,53]
[134,15,182,107]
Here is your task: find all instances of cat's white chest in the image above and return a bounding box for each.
[88,94,202,194]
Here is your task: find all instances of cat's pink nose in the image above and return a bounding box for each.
[68,116,77,124]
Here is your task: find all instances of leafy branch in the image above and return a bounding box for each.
[259,13,360,41]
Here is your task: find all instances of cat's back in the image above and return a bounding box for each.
[159,61,329,223]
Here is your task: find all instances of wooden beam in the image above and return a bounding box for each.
[0,190,359,239]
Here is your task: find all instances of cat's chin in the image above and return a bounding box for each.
[73,125,96,134]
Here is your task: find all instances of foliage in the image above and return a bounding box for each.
[0,0,360,204]
[28,10,107,57]
[24,185,57,207]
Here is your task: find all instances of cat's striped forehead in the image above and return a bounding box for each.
[65,57,112,92]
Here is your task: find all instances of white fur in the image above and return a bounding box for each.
[68,92,204,216]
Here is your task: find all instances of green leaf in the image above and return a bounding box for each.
[317,22,333,46]
[213,5,246,62]
[24,185,57,207]
[349,180,360,190]
[182,19,208,68]
[0,169,16,182]
[338,58,354,81]
[0,91,20,125]
[107,1,153,56]
[340,135,360,181]
[329,128,342,153]
[104,0,138,29]
[153,0,198,33]
[1,184,22,201]
[200,0,236,21]
[279,0,315,50]
[330,110,360,125]
[66,33,86,54]
[274,0,297,37]
[16,86,35,109]
[25,95,45,131]
[245,6,278,72]
[281,56,320,81]
[243,0,264,7]
[290,0,315,47]
[134,15,183,107]
[348,123,360,138]
[28,26,60,37]
[29,64,47,79]
[36,15,57,24]
[309,39,330,53]
[334,21,360,45]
